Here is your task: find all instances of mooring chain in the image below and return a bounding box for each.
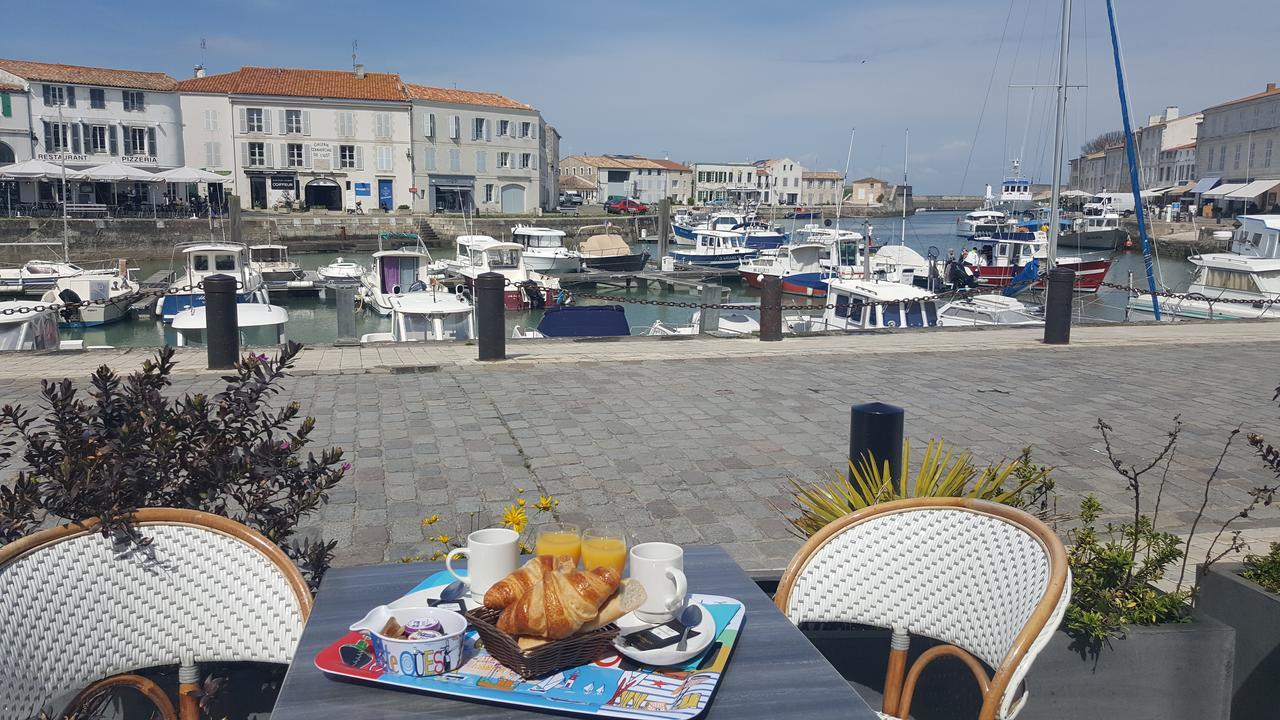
[1098,281,1278,306]
[0,278,247,315]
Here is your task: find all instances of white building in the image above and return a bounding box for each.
[0,78,31,164]
[178,65,414,212]
[692,162,762,204]
[406,83,546,213]
[1196,82,1280,212]
[1135,107,1201,190]
[801,171,844,205]
[0,58,182,204]
[559,155,691,205]
[756,158,805,205]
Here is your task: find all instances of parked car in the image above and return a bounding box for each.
[606,198,649,215]
[559,192,584,206]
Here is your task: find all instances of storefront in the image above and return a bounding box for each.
[303,176,343,211]
[245,170,297,209]
[429,175,475,214]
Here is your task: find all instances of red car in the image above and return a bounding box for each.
[605,198,649,214]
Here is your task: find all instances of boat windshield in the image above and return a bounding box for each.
[0,323,27,351]
[520,234,562,249]
[486,249,520,268]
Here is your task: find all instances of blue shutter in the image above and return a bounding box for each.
[42,84,51,105]
[147,127,157,157]
[109,125,118,155]
[71,123,81,153]
[66,86,75,107]
[42,121,51,151]
[122,126,133,155]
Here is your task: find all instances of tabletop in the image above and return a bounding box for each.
[271,545,876,720]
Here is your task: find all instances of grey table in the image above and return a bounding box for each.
[271,545,877,719]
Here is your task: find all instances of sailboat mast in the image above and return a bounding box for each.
[900,128,908,246]
[1046,0,1072,269]
[58,102,69,262]
[1105,0,1161,320]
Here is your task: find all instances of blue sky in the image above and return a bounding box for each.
[4,0,1275,193]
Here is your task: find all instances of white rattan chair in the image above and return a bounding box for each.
[774,498,1070,720]
[0,508,313,720]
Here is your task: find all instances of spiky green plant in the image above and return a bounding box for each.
[787,440,1052,538]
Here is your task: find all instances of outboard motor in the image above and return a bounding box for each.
[58,287,82,322]
[522,280,546,309]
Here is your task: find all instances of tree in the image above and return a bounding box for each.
[1081,130,1126,155]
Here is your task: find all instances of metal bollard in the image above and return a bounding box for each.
[475,272,506,361]
[759,275,783,341]
[699,283,722,334]
[203,273,239,369]
[1042,267,1075,345]
[334,281,358,345]
[849,402,904,481]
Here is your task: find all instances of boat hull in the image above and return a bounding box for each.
[521,254,582,273]
[668,250,757,268]
[582,252,649,272]
[59,301,133,327]
[1127,296,1280,321]
[260,268,306,283]
[740,270,829,297]
[1056,228,1127,251]
[977,258,1112,292]
[672,223,697,242]
[158,289,269,321]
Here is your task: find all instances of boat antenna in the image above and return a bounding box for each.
[1104,0,1160,320]
[900,128,908,247]
[836,127,854,233]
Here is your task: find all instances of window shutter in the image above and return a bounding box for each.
[109,125,118,155]
[278,110,286,134]
[485,119,491,142]
[355,146,364,170]
[262,109,272,134]
[41,121,51,151]
[425,148,435,171]
[302,110,311,135]
[138,92,145,111]
[42,84,51,105]
[205,142,213,167]
[66,86,75,108]
[427,112,435,137]
[122,127,133,155]
[476,150,486,173]
[451,115,460,139]
[1,92,9,118]
[147,127,157,157]
[238,108,247,133]
[532,155,538,170]
[264,143,274,167]
[71,123,81,153]
[304,143,312,168]
[241,142,250,167]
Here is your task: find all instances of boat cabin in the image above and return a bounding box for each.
[812,278,940,330]
[973,233,1044,268]
[511,226,568,249]
[372,248,432,295]
[183,243,250,284]
[249,244,291,266]
[457,236,524,274]
[0,301,61,350]
[708,212,746,231]
[171,303,289,347]
[937,295,1041,326]
[388,292,474,342]
[1231,215,1280,258]
[691,229,748,251]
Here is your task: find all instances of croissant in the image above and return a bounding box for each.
[484,556,554,609]
[497,566,620,639]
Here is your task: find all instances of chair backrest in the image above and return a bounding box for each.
[0,509,313,719]
[774,498,1069,720]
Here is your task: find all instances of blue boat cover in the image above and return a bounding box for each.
[1003,258,1040,296]
[536,305,631,337]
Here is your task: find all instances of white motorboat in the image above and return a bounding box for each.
[249,244,306,282]
[446,235,562,310]
[54,261,139,327]
[1128,214,1280,321]
[784,277,943,332]
[318,257,367,282]
[956,185,1013,238]
[361,233,437,316]
[668,229,758,268]
[0,298,77,350]
[510,226,583,273]
[0,259,88,295]
[171,303,289,347]
[157,243,270,322]
[671,211,748,245]
[738,242,832,296]
[936,295,1042,327]
[645,310,761,336]
[360,289,474,343]
[995,160,1034,215]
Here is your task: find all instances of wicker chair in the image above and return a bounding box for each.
[774,498,1070,720]
[0,509,313,720]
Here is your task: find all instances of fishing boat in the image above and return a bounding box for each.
[668,229,758,268]
[969,232,1112,292]
[54,262,139,327]
[0,298,68,350]
[156,242,270,322]
[448,235,561,310]
[361,233,437,316]
[571,225,649,272]
[360,289,475,342]
[509,226,582,272]
[956,185,1014,239]
[248,244,306,282]
[670,211,749,245]
[317,257,367,282]
[738,242,831,296]
[1128,215,1280,320]
[994,160,1035,215]
[783,277,943,332]
[736,220,788,250]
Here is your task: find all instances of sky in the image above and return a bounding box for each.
[4,0,1276,194]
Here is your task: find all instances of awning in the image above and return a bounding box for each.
[1161,182,1196,196]
[1203,182,1248,198]
[1191,177,1221,194]
[1226,178,1280,200]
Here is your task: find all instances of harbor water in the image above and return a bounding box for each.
[61,211,1193,348]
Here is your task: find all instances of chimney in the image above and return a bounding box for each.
[1165,105,1179,120]
[1147,114,1161,127]
[354,64,365,79]
[1268,82,1278,92]
[193,65,205,78]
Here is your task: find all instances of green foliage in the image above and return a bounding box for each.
[787,440,1053,538]
[1241,543,1280,594]
[1063,496,1190,642]
[0,343,347,591]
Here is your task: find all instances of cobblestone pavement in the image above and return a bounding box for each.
[3,325,1280,573]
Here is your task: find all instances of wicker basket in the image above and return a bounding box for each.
[466,606,620,679]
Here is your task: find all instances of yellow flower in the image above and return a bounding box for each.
[429,550,444,561]
[434,534,452,545]
[502,505,528,532]
[533,496,554,511]
[518,541,533,555]
[422,514,440,526]
[517,487,525,493]
[516,498,526,507]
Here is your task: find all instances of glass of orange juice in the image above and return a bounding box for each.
[581,527,628,575]
[535,523,581,564]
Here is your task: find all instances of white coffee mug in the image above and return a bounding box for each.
[445,527,519,601]
[629,542,688,624]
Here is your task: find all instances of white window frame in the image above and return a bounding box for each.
[127,127,148,156]
[339,144,356,169]
[90,125,108,153]
[248,142,265,167]
[246,108,264,133]
[473,117,486,141]
[450,115,460,140]
[520,121,531,138]
[497,151,510,169]
[498,119,510,137]
[47,85,65,106]
[520,153,531,169]
[285,109,303,134]
[123,90,145,112]
[287,143,304,168]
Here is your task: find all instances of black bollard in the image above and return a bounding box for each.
[1042,267,1075,345]
[759,275,783,341]
[849,402,904,481]
[475,272,506,361]
[203,273,239,369]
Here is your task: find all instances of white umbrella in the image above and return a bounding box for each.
[79,160,163,182]
[0,158,86,179]
[153,167,227,183]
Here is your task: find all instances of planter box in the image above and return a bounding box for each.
[1196,563,1280,720]
[756,578,1234,720]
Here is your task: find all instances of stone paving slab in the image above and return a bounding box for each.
[3,321,1280,573]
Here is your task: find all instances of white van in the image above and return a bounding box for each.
[1090,192,1135,215]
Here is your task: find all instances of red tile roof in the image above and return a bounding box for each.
[649,158,691,172]
[803,171,844,179]
[1205,82,1280,111]
[404,82,530,110]
[559,175,596,190]
[178,67,407,102]
[564,154,689,172]
[0,58,177,91]
[0,82,23,92]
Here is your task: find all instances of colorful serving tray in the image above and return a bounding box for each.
[315,570,746,719]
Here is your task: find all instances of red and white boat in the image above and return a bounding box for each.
[445,235,562,310]
[969,233,1112,292]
